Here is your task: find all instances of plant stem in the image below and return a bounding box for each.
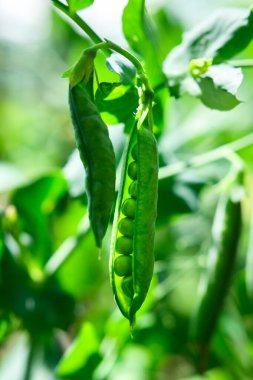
[229,59,253,68]
[44,214,90,277]
[153,80,168,92]
[86,38,153,99]
[159,132,253,180]
[51,1,153,94]
[104,39,153,97]
[23,340,36,380]
[51,0,106,47]
[104,39,143,75]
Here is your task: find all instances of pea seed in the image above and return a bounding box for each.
[131,144,138,160]
[121,276,134,298]
[118,217,134,237]
[121,198,136,218]
[128,180,138,198]
[116,236,133,254]
[114,255,132,277]
[128,161,138,180]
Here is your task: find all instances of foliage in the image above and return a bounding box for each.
[1,1,253,379]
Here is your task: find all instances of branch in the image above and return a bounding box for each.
[51,0,106,47]
[159,132,253,180]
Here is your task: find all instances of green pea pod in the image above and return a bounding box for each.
[110,110,158,325]
[0,212,3,260]
[69,79,116,248]
[0,211,4,286]
[63,49,96,88]
[69,50,96,88]
[190,178,242,345]
[245,208,253,298]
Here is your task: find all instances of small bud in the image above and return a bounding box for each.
[189,58,212,77]
[69,49,96,87]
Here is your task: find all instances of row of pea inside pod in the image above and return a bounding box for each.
[113,144,139,298]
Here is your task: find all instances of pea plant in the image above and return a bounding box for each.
[1,0,253,379]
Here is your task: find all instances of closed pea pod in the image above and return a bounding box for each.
[110,107,158,325]
[69,64,116,248]
[190,173,243,347]
[246,212,253,298]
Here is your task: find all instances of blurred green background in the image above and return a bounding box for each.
[1,1,253,379]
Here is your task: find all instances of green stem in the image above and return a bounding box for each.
[87,39,153,99]
[86,41,108,53]
[229,59,253,68]
[104,39,153,96]
[147,99,154,132]
[23,340,36,380]
[159,132,253,180]
[51,0,108,49]
[104,39,143,75]
[51,2,153,95]
[44,214,90,277]
[153,80,168,92]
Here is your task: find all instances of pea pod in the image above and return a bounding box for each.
[245,209,253,298]
[190,178,242,345]
[110,111,158,324]
[0,212,3,255]
[69,77,116,248]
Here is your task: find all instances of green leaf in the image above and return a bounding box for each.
[213,310,253,376]
[168,64,242,111]
[95,82,139,129]
[152,88,169,137]
[67,0,94,13]
[106,53,136,85]
[157,176,200,222]
[57,322,100,377]
[152,8,183,60]
[164,8,251,107]
[11,173,68,265]
[0,314,11,344]
[0,246,75,332]
[56,230,102,298]
[164,7,253,78]
[122,0,164,86]
[197,65,242,111]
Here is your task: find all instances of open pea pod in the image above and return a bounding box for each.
[110,108,158,325]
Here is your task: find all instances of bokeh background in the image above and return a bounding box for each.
[1,0,253,176]
[1,1,253,379]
